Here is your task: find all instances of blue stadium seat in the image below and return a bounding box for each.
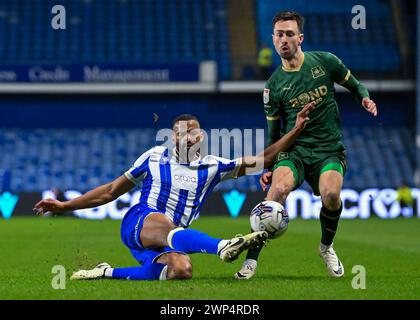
[256,0,401,72]
[1,0,231,79]
[0,126,415,192]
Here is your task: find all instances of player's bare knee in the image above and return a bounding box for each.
[178,262,193,279]
[166,255,193,280]
[321,190,341,209]
[167,262,193,280]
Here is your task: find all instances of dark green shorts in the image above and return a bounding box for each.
[272,143,346,196]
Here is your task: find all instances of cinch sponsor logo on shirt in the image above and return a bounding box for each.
[174,175,197,183]
[289,85,328,107]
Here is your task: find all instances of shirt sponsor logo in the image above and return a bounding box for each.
[289,85,328,107]
[174,175,197,183]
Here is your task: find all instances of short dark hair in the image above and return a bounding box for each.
[272,11,304,34]
[172,114,200,128]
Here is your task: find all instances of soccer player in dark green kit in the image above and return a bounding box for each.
[235,11,377,279]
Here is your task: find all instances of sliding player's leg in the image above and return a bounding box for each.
[120,209,228,257]
[71,206,268,281]
[140,213,267,262]
[315,160,345,277]
[236,161,299,279]
[71,251,192,281]
[111,251,193,280]
[140,213,225,255]
[156,252,192,280]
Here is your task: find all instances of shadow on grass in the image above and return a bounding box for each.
[194,274,328,281]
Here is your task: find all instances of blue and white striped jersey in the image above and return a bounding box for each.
[124,146,241,227]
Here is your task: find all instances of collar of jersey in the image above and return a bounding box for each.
[282,52,305,72]
[172,147,201,165]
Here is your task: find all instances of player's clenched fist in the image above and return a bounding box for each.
[362,97,378,116]
[33,198,66,215]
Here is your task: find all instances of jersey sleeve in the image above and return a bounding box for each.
[263,81,282,146]
[323,52,351,85]
[124,147,155,185]
[210,156,242,182]
[263,82,280,121]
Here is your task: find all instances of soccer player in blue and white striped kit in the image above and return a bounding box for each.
[34,103,314,281]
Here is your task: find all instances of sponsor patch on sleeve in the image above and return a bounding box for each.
[263,88,270,104]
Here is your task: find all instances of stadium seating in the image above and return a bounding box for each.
[0,0,231,79]
[0,127,414,192]
[0,0,407,79]
[256,0,401,73]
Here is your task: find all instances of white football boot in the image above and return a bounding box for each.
[234,259,257,280]
[219,231,268,263]
[318,243,344,278]
[70,262,111,280]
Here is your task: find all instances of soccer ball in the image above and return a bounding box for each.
[250,201,289,238]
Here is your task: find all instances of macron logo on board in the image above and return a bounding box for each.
[0,192,19,220]
[223,190,246,218]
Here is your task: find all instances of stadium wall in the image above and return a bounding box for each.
[3,188,419,220]
[1,90,415,219]
[0,92,415,129]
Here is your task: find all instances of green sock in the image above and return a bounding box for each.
[320,202,342,246]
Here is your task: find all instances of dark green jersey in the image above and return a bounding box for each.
[264,51,351,148]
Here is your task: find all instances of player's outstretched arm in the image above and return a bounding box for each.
[33,175,135,215]
[341,75,378,116]
[326,52,378,116]
[237,102,315,177]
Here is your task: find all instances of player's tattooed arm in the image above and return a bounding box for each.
[237,102,315,176]
[33,175,135,215]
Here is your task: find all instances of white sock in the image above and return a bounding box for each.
[104,268,114,278]
[244,259,257,268]
[159,265,168,281]
[320,242,333,252]
[217,240,229,254]
[167,227,184,249]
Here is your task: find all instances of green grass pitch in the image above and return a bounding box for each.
[1,216,419,300]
